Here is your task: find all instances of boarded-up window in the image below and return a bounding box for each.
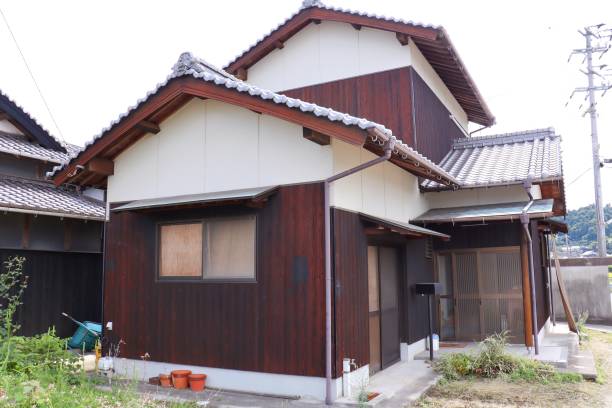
[158,215,256,281]
[159,223,203,278]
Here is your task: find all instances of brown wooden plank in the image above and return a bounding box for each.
[135,120,161,134]
[86,158,114,176]
[303,127,331,145]
[103,183,326,377]
[520,228,534,347]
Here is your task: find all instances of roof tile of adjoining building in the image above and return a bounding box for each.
[0,176,105,220]
[49,52,460,187]
[0,89,71,152]
[422,128,563,189]
[0,131,80,164]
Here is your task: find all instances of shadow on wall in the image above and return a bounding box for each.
[551,258,612,325]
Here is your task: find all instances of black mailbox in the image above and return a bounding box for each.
[415,282,442,295]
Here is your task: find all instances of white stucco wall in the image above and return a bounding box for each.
[246,21,468,129]
[0,119,23,134]
[107,98,333,203]
[424,184,537,209]
[330,139,428,222]
[408,40,468,129]
[247,21,413,93]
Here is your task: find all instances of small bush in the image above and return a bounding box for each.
[1,328,80,379]
[433,332,582,384]
[434,353,475,380]
[576,311,589,343]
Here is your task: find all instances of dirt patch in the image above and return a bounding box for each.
[414,329,612,408]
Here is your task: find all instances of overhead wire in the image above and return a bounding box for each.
[0,5,64,141]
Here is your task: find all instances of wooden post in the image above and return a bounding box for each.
[520,228,534,347]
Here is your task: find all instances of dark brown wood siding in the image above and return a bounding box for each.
[332,208,369,377]
[103,183,326,377]
[283,68,464,164]
[411,69,466,163]
[0,249,102,338]
[403,239,436,344]
[331,208,437,371]
[432,222,522,251]
[531,221,549,331]
[283,68,415,146]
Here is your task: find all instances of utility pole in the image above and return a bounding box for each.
[569,25,612,257]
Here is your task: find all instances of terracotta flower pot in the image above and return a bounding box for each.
[171,370,192,389]
[159,374,172,388]
[188,374,207,392]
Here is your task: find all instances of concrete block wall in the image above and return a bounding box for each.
[551,258,612,324]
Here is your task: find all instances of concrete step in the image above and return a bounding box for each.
[561,348,598,380]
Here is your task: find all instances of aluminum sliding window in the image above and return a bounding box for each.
[157,215,256,281]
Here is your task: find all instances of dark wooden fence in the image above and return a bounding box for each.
[0,249,102,338]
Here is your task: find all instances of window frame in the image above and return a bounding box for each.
[155,214,258,283]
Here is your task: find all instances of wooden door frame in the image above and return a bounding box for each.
[368,244,403,373]
[434,246,522,342]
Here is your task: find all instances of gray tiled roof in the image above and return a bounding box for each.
[48,52,459,187]
[0,131,80,164]
[422,128,563,189]
[0,176,105,220]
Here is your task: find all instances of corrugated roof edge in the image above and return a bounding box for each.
[453,127,559,149]
[47,52,460,187]
[0,88,72,153]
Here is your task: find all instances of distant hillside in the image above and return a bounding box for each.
[557,204,612,253]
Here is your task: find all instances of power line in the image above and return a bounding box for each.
[567,166,592,185]
[0,6,64,141]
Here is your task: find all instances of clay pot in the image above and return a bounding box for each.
[171,370,192,389]
[159,374,172,388]
[188,373,207,392]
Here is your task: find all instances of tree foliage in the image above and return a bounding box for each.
[557,204,612,252]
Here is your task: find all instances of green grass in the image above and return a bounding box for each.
[433,331,583,385]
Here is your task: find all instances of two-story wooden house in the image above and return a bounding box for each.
[50,1,565,402]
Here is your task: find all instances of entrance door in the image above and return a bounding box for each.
[436,248,524,342]
[454,251,481,341]
[368,246,401,375]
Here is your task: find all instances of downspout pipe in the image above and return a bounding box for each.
[521,180,539,355]
[324,135,396,405]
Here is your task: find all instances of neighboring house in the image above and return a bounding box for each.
[50,1,565,402]
[0,90,105,337]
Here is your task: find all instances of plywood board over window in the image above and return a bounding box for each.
[159,222,203,278]
[157,215,257,281]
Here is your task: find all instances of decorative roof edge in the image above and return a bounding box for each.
[224,1,441,70]
[0,89,68,152]
[48,52,460,188]
[453,127,558,149]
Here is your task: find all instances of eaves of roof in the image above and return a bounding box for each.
[49,52,460,189]
[223,2,494,126]
[0,89,67,152]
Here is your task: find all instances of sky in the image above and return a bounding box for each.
[1,0,611,211]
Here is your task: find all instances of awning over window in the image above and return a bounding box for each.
[112,186,278,212]
[359,213,450,240]
[414,199,554,224]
